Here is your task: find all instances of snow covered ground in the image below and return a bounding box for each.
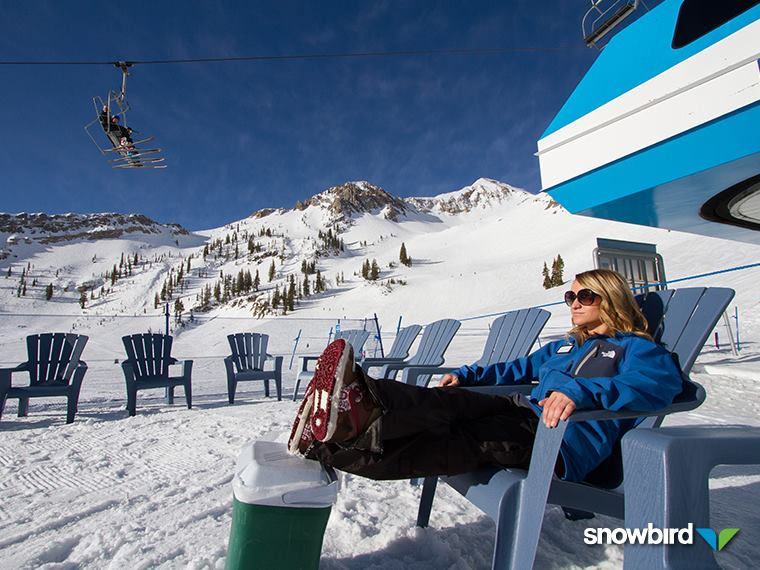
[1,180,759,569]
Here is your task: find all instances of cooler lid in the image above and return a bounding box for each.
[232,441,339,508]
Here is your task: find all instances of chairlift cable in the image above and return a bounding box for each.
[0,45,582,67]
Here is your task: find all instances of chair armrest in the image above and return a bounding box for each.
[121,361,135,382]
[169,357,179,364]
[360,357,404,373]
[401,366,459,387]
[463,384,536,396]
[181,360,193,379]
[70,362,88,389]
[299,355,319,373]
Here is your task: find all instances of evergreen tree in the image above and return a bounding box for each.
[79,289,87,309]
[154,292,160,308]
[248,237,255,254]
[214,282,221,302]
[361,259,370,280]
[111,264,118,285]
[268,260,276,282]
[302,275,310,296]
[45,283,53,301]
[272,286,281,308]
[253,270,260,291]
[186,257,191,272]
[370,259,380,280]
[399,243,411,266]
[315,270,324,293]
[542,262,552,290]
[550,254,565,287]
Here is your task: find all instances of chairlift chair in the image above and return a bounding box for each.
[583,0,639,48]
[84,62,167,169]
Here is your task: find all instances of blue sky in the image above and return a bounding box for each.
[0,1,642,230]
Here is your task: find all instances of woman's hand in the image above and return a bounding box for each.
[538,391,576,428]
[438,373,461,388]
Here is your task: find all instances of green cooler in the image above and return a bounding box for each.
[226,441,339,570]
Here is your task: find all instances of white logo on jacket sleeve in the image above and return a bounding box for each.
[601,350,616,359]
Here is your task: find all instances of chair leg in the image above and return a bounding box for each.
[185,382,192,409]
[227,376,236,404]
[275,375,282,401]
[66,394,78,424]
[417,477,438,527]
[166,386,175,405]
[264,379,270,398]
[127,387,137,417]
[292,378,301,401]
[18,397,29,417]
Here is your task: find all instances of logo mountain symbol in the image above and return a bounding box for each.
[695,528,740,551]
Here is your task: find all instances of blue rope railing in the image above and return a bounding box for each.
[458,261,760,322]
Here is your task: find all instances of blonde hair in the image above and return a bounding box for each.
[568,269,652,345]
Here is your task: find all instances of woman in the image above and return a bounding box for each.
[288,269,683,482]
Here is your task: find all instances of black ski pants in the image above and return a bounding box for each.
[307,374,552,481]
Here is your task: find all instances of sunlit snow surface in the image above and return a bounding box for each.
[1,180,759,568]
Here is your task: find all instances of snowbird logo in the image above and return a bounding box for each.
[695,528,740,551]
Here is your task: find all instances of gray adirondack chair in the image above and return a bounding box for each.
[292,329,371,400]
[363,318,461,386]
[122,334,193,416]
[402,309,551,388]
[360,324,422,375]
[0,333,88,424]
[416,287,735,570]
[225,333,283,403]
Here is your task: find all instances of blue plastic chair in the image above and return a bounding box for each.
[365,318,461,386]
[121,333,193,416]
[0,333,88,424]
[401,309,550,388]
[415,287,735,570]
[292,329,371,400]
[225,333,284,403]
[360,324,422,375]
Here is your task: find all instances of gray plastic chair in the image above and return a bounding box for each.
[623,425,760,569]
[122,333,193,416]
[367,318,461,386]
[360,324,422,375]
[0,333,88,424]
[292,329,371,400]
[225,333,283,403]
[415,287,735,570]
[402,309,550,388]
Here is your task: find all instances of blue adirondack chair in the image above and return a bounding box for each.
[292,329,371,400]
[225,333,284,403]
[121,334,193,416]
[0,333,88,424]
[415,287,735,570]
[401,309,550,388]
[363,318,461,386]
[360,324,422,375]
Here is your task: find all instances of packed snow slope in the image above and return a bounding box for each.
[1,179,759,569]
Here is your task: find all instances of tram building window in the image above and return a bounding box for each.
[672,0,758,49]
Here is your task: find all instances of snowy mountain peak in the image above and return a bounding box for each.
[406,178,558,215]
[0,212,189,245]
[295,181,409,221]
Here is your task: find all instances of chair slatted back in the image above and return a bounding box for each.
[408,319,461,367]
[227,333,269,372]
[122,334,173,380]
[336,329,371,355]
[586,286,734,486]
[476,309,551,367]
[386,325,422,359]
[26,333,88,386]
[637,287,734,375]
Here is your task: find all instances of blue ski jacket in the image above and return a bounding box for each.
[453,333,683,482]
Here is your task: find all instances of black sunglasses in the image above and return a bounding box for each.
[564,288,600,306]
